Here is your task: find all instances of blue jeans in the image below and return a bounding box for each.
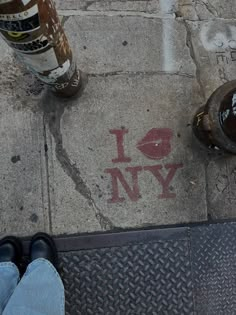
[0,258,65,315]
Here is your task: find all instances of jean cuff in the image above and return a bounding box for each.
[0,262,20,278]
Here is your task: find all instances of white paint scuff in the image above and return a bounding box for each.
[159,0,177,72]
[48,59,71,80]
[200,22,236,51]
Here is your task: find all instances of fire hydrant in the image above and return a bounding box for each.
[193,81,236,154]
[0,0,81,97]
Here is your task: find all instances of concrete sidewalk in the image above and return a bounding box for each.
[0,0,236,236]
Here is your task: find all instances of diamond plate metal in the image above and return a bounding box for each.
[191,223,236,315]
[59,240,194,315]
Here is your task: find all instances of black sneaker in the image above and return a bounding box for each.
[30,233,58,269]
[0,236,22,265]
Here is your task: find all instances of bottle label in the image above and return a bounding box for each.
[0,5,40,32]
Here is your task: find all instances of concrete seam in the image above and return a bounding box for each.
[57,9,236,22]
[58,10,177,19]
[184,20,206,102]
[61,15,70,27]
[87,70,195,78]
[43,114,53,233]
[195,0,219,18]
[204,161,211,221]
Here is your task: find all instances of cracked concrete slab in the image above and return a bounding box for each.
[176,0,236,20]
[206,158,236,220]
[55,0,178,15]
[0,42,49,237]
[56,0,236,20]
[63,15,195,76]
[45,131,103,234]
[44,73,207,234]
[192,0,236,20]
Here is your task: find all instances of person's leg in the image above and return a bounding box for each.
[3,258,65,315]
[0,237,22,315]
[0,262,19,314]
[3,233,65,315]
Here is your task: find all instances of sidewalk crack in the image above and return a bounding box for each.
[42,96,115,231]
